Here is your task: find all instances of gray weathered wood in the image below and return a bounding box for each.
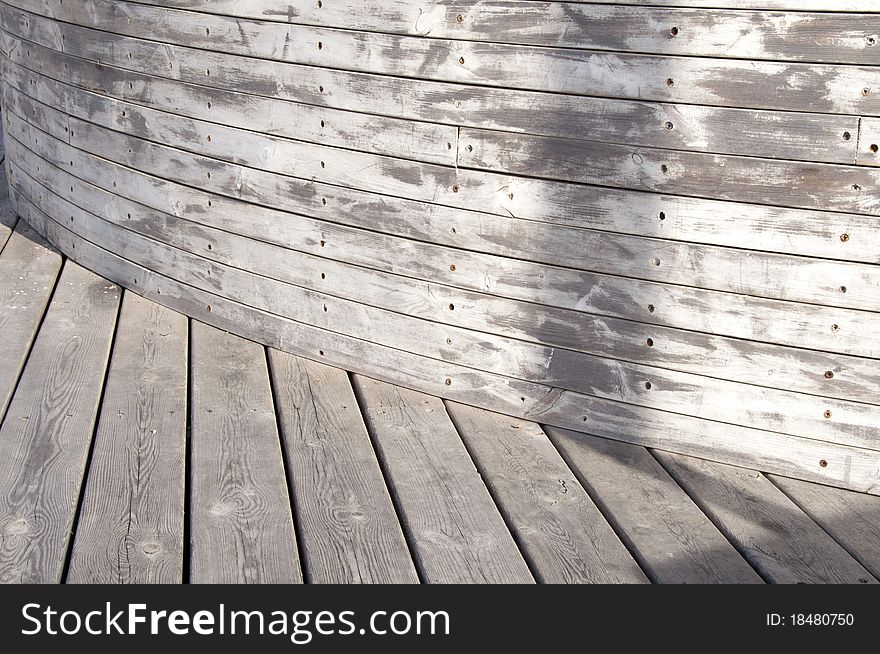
[353,376,533,583]
[268,351,419,583]
[770,475,880,580]
[16,190,880,498]
[127,0,880,50]
[0,164,20,253]
[189,321,302,583]
[655,451,877,584]
[0,219,60,418]
[546,428,762,584]
[6,31,861,165]
[66,291,187,584]
[0,260,119,583]
[13,152,880,452]
[446,403,647,583]
[8,2,880,116]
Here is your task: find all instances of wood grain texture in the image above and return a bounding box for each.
[546,428,762,584]
[0,260,119,583]
[16,196,880,497]
[353,376,533,583]
[13,152,880,454]
[4,0,880,499]
[66,291,187,584]
[189,321,302,583]
[268,351,419,584]
[655,451,877,584]
[8,2,880,116]
[770,475,880,580]
[6,33,862,166]
[0,219,60,418]
[446,403,647,583]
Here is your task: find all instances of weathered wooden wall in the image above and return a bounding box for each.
[1,0,878,493]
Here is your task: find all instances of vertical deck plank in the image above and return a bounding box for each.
[546,428,762,584]
[189,322,301,583]
[0,261,120,583]
[353,376,534,584]
[0,166,19,253]
[655,452,876,584]
[268,352,418,583]
[447,404,647,583]
[770,475,880,580]
[67,292,188,583]
[0,221,62,418]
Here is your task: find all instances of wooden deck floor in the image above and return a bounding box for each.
[2,225,879,584]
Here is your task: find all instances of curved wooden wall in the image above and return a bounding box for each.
[2,0,880,492]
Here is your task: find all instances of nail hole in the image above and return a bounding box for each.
[670,26,679,36]
[317,42,322,50]
[666,78,674,87]
[819,458,828,467]
[452,185,460,193]
[321,198,327,205]
[448,303,455,310]
[840,233,849,242]
[450,264,456,271]
[659,211,666,220]
[831,323,839,332]
[660,164,668,173]
[445,378,452,385]
[646,338,654,347]
[852,184,861,191]
[867,36,876,46]
[823,410,832,419]
[458,56,465,64]
[320,273,325,279]
[648,304,655,313]
[456,14,464,23]
[843,131,851,140]
[870,144,879,153]
[839,285,847,293]
[319,350,324,356]
[862,87,871,97]
[665,121,674,130]
[825,370,834,379]
[652,257,661,267]
[645,381,652,389]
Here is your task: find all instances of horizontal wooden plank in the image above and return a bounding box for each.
[2,66,872,276]
[268,351,419,584]
[0,220,61,418]
[10,125,880,413]
[6,3,880,117]
[655,451,877,583]
[8,92,880,327]
[354,377,534,583]
[13,155,880,454]
[546,428,763,584]
[458,126,880,216]
[770,475,880,579]
[130,0,880,17]
[66,291,187,584]
[445,403,647,583]
[189,320,302,583]
[0,260,119,583]
[4,29,862,166]
[82,0,880,64]
[15,196,880,496]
